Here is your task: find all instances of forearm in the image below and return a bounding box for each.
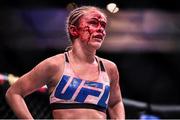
[6,91,33,119]
[108,101,125,120]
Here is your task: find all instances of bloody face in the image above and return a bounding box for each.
[77,9,107,49]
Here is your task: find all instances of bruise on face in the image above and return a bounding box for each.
[77,10,107,44]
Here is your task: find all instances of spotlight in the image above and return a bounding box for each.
[66,2,78,11]
[106,3,119,13]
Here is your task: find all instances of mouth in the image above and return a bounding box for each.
[93,35,103,41]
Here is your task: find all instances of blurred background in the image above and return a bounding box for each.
[0,0,180,119]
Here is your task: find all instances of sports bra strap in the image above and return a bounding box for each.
[64,52,69,63]
[99,60,105,72]
[64,52,106,72]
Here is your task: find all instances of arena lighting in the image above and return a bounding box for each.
[106,3,119,13]
[0,73,47,93]
[66,2,78,11]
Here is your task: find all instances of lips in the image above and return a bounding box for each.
[93,34,103,40]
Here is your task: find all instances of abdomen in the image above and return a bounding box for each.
[52,109,106,119]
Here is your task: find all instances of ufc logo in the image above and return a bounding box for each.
[54,75,110,108]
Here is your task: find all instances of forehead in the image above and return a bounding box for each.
[81,9,107,22]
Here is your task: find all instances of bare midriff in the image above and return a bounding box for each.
[52,109,106,119]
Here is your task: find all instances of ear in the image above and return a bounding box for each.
[69,25,79,37]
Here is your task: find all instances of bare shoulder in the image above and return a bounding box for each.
[44,53,64,66]
[99,57,119,80]
[100,58,118,71]
[35,53,65,75]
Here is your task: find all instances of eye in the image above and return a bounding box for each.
[88,20,98,26]
[100,21,106,29]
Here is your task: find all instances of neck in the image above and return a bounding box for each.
[70,42,96,64]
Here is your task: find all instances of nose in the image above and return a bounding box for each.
[97,25,106,36]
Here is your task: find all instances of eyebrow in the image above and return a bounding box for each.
[90,18,107,23]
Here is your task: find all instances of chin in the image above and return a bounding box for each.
[91,43,102,50]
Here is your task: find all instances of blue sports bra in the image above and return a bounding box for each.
[49,52,111,113]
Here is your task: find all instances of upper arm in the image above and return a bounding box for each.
[8,57,60,97]
[104,60,122,107]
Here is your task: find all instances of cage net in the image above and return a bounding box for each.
[1,73,180,119]
[0,80,52,119]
